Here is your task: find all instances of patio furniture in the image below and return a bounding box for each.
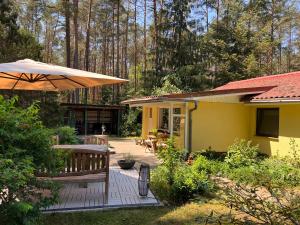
[144,139,158,153]
[135,138,144,145]
[84,135,108,145]
[51,135,59,145]
[37,144,114,204]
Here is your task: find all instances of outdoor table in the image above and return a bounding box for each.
[52,144,115,154]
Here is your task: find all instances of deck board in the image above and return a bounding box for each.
[43,167,159,212]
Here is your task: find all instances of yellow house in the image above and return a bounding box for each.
[122,72,300,156]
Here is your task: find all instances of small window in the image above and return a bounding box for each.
[149,108,152,118]
[256,108,279,138]
[159,108,169,130]
[173,108,181,115]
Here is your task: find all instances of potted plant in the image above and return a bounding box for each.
[118,153,135,169]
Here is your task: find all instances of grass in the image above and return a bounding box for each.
[42,202,231,225]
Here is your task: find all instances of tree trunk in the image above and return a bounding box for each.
[124,1,129,79]
[144,0,147,75]
[64,0,71,67]
[287,21,292,72]
[134,0,138,92]
[270,0,275,74]
[153,0,159,75]
[112,3,115,100]
[216,0,220,31]
[206,0,209,32]
[85,0,93,71]
[116,0,120,97]
[73,0,79,69]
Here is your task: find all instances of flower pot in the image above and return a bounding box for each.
[117,159,135,170]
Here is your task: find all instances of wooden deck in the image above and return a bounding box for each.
[43,167,159,212]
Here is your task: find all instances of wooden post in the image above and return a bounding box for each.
[104,151,110,204]
[84,88,88,136]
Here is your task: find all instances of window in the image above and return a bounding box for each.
[256,108,279,138]
[149,108,152,118]
[173,108,182,136]
[159,108,169,130]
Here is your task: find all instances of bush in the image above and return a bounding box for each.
[151,139,213,204]
[225,139,259,168]
[222,183,300,224]
[0,96,61,224]
[259,158,300,187]
[151,164,213,204]
[55,126,79,144]
[192,155,229,176]
[120,108,141,137]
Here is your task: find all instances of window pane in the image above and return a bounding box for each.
[256,108,279,137]
[159,108,169,130]
[173,117,181,136]
[173,108,181,115]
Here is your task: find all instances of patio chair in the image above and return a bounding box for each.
[144,139,158,153]
[135,138,144,145]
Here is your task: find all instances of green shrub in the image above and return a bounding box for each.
[150,166,172,202]
[259,158,300,187]
[157,138,182,184]
[151,139,213,204]
[151,164,213,204]
[225,158,300,187]
[285,138,300,168]
[120,108,141,137]
[55,126,79,144]
[192,155,229,176]
[200,148,227,161]
[171,166,213,204]
[0,96,61,225]
[225,139,259,168]
[227,165,259,184]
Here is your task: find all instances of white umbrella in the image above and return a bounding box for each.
[0,59,127,91]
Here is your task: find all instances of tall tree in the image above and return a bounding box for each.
[64,0,71,67]
[73,0,79,69]
[85,0,93,71]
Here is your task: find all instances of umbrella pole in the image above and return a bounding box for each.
[84,88,88,136]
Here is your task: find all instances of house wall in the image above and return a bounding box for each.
[249,104,300,156]
[141,104,186,149]
[140,101,300,157]
[191,101,250,152]
[141,106,159,139]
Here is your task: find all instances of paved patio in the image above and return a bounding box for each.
[44,138,160,212]
[108,138,161,168]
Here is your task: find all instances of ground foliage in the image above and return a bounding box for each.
[0,96,61,225]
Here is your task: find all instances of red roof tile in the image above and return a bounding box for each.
[215,71,300,100]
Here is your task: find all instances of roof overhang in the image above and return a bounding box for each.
[247,98,300,104]
[122,86,275,106]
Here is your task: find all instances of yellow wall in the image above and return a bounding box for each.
[141,106,159,139]
[141,102,300,156]
[141,104,186,149]
[191,101,250,152]
[249,104,300,156]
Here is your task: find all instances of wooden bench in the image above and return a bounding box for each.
[37,145,113,204]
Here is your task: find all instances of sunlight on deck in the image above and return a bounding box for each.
[43,167,159,212]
